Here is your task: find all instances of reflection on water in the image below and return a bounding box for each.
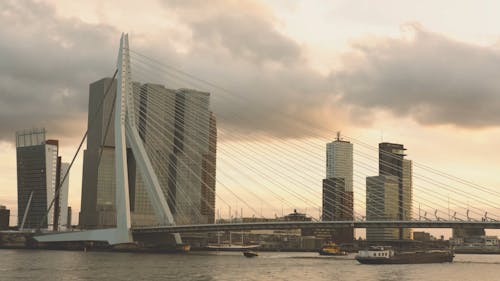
[0,250,499,281]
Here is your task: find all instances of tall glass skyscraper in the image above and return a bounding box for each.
[79,78,217,228]
[378,142,413,240]
[322,133,354,243]
[16,128,68,230]
[366,175,400,241]
[326,133,353,192]
[365,142,412,241]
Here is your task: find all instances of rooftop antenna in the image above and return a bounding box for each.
[336,131,341,141]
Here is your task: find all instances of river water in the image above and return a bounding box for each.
[1,249,499,281]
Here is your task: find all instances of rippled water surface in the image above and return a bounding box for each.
[1,250,500,281]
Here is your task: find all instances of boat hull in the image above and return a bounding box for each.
[318,250,347,256]
[243,251,258,258]
[205,244,260,251]
[356,251,454,264]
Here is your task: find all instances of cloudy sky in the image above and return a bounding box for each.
[1,0,500,232]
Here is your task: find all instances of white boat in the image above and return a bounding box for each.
[206,231,260,251]
[206,244,260,251]
[355,246,454,264]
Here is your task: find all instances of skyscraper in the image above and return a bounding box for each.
[322,133,353,243]
[79,78,119,228]
[79,78,217,228]
[170,88,212,225]
[134,83,176,227]
[58,162,70,230]
[201,113,217,223]
[322,177,347,221]
[377,142,413,240]
[80,79,159,228]
[136,85,215,225]
[16,129,68,230]
[366,175,400,241]
[326,132,353,192]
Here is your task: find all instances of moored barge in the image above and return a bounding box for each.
[355,246,454,264]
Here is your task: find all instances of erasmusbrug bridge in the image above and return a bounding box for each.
[35,34,500,246]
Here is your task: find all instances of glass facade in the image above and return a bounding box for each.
[16,129,66,230]
[80,78,216,228]
[366,175,400,241]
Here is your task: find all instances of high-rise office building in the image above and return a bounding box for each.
[322,133,353,243]
[16,129,68,230]
[52,157,70,231]
[402,158,412,237]
[366,175,400,241]
[326,133,353,192]
[57,162,70,230]
[133,83,175,227]
[137,85,215,225]
[170,88,212,225]
[322,178,348,220]
[376,142,413,240]
[80,79,158,228]
[79,78,119,228]
[79,78,216,228]
[201,113,217,223]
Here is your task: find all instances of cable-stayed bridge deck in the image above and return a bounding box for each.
[132,220,500,234]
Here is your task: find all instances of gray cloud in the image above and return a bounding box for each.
[334,23,500,128]
[143,0,338,138]
[189,14,301,64]
[166,0,303,64]
[7,2,498,146]
[0,0,117,142]
[0,0,342,144]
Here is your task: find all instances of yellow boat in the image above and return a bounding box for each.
[318,242,347,256]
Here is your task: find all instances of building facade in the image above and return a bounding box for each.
[322,134,354,243]
[79,78,217,228]
[79,78,119,228]
[57,162,70,230]
[378,142,413,240]
[322,178,347,221]
[16,129,68,230]
[366,175,400,241]
[326,135,353,192]
[201,113,217,223]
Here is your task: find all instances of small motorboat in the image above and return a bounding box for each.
[318,242,347,256]
[243,250,258,258]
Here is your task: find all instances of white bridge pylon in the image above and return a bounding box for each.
[35,33,181,245]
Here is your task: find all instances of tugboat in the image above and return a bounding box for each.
[318,242,348,256]
[243,250,258,258]
[355,246,454,264]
